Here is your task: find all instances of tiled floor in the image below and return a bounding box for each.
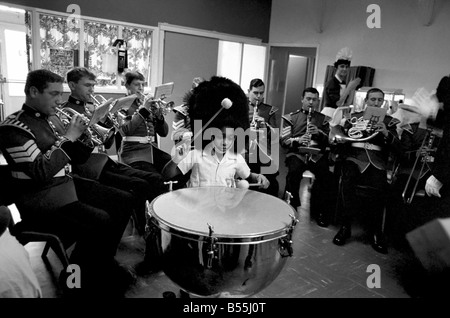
[8,150,446,299]
[15,177,437,299]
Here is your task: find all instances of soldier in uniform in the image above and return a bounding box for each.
[117,71,171,176]
[332,88,400,254]
[247,78,280,197]
[171,77,205,144]
[280,87,333,226]
[0,69,135,296]
[63,67,166,236]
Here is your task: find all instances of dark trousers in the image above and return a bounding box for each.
[130,160,187,191]
[284,155,335,219]
[386,173,450,245]
[100,158,166,234]
[248,162,280,198]
[340,161,387,234]
[22,176,133,291]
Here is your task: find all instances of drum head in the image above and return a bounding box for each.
[149,187,295,243]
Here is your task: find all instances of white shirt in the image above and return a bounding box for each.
[0,230,42,298]
[177,142,251,188]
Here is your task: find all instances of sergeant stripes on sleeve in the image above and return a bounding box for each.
[6,139,41,163]
[281,125,291,138]
[172,119,185,130]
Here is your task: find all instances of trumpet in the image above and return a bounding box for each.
[401,127,441,204]
[55,107,115,146]
[136,92,175,117]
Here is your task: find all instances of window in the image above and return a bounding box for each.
[39,13,79,78]
[217,41,267,92]
[36,11,153,90]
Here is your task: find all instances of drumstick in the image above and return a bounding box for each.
[248,183,262,187]
[191,98,233,142]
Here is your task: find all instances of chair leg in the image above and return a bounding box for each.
[41,237,70,269]
[41,242,51,260]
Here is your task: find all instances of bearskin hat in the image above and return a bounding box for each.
[188,76,250,132]
[334,47,352,68]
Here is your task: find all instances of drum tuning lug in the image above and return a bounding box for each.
[279,238,294,257]
[285,191,293,204]
[164,180,178,191]
[289,214,299,227]
[279,215,298,258]
[206,223,218,269]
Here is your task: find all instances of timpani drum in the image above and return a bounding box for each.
[147,187,298,297]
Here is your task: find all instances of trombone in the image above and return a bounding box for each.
[401,127,441,204]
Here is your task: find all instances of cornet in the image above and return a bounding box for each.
[56,107,115,146]
[136,92,175,117]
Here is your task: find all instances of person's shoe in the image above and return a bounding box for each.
[333,225,351,246]
[371,233,388,254]
[316,213,329,228]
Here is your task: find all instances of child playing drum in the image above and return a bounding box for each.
[163,76,269,189]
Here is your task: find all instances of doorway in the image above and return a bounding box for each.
[0,6,27,120]
[266,45,317,128]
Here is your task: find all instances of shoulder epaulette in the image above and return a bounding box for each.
[0,113,35,138]
[172,104,188,116]
[269,105,279,115]
[281,113,293,125]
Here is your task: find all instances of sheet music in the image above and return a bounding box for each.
[109,94,138,113]
[363,106,387,124]
[154,82,174,100]
[89,98,114,126]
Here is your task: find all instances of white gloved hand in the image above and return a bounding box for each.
[425,175,443,198]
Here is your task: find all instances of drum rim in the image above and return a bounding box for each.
[147,188,293,243]
[150,216,289,243]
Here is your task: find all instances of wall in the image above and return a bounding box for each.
[270,0,450,102]
[2,0,272,43]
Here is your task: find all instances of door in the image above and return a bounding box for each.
[0,21,27,120]
[266,46,317,128]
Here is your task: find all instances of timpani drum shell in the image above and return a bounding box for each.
[147,187,296,297]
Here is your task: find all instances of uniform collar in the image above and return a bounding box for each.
[68,95,93,107]
[22,104,48,119]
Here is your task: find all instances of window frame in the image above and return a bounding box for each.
[31,8,157,94]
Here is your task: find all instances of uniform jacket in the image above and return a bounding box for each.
[0,105,93,215]
[340,111,400,173]
[248,102,279,163]
[63,96,111,180]
[280,109,329,162]
[118,97,169,165]
[171,104,191,143]
[323,76,344,110]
